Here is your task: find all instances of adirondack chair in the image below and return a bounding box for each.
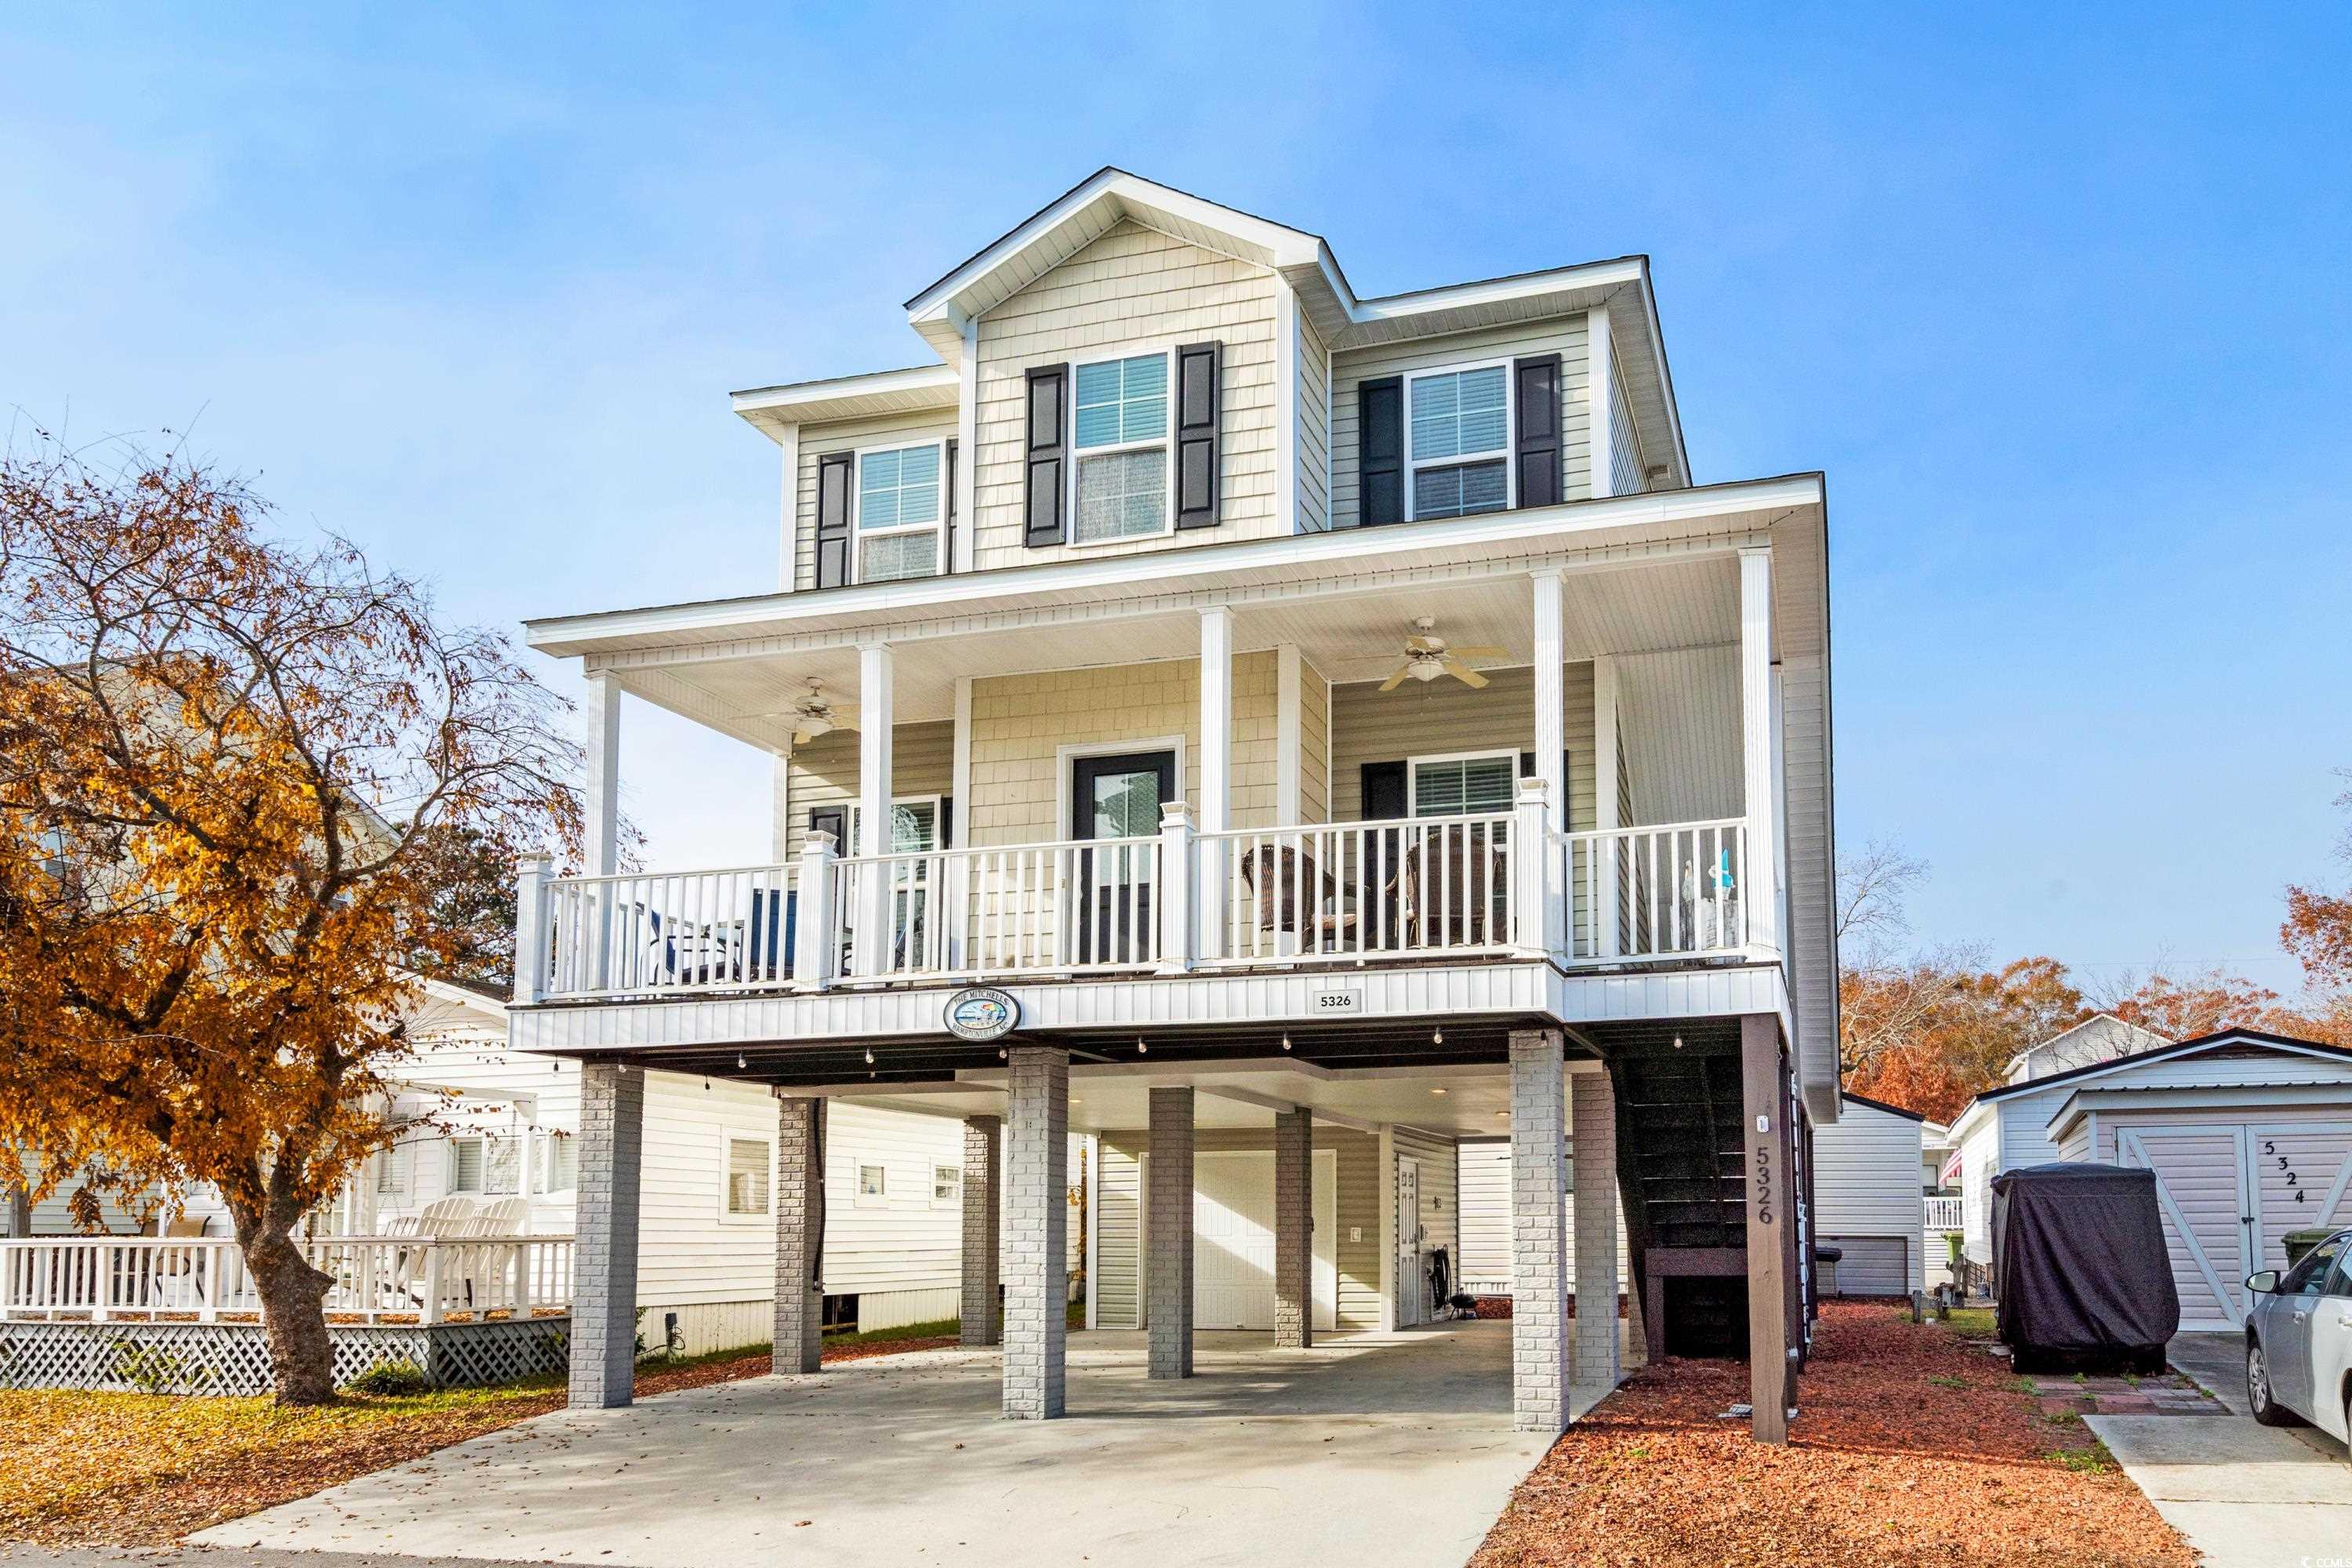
[446,1198,532,1312]
[390,1196,477,1312]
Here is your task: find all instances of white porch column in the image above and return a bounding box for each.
[585,671,622,877]
[1197,606,1233,960]
[1509,1029,1570,1433]
[1530,569,1568,958]
[1570,1067,1621,1393]
[1004,1046,1069,1419]
[511,853,553,1004]
[1592,655,1622,960]
[774,1095,823,1374]
[1738,548,1778,953]
[568,1060,644,1410]
[1146,1086,1196,1379]
[855,641,895,977]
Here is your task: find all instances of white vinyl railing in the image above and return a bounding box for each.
[1925,1196,1963,1232]
[1200,815,1520,965]
[543,864,797,1000]
[0,1235,575,1324]
[518,804,1769,1001]
[1561,818,1749,962]
[831,837,1164,982]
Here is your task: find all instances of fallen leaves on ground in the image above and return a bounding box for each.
[1471,1304,2195,1568]
[0,1331,957,1546]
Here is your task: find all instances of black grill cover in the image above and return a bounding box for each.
[1991,1163,2180,1353]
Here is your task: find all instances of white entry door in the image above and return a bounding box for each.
[2121,1126,2252,1331]
[1192,1152,1338,1331]
[1396,1156,1424,1327]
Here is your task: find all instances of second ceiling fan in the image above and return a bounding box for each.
[1378,616,1509,691]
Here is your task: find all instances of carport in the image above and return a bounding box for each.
[197,1322,1629,1568]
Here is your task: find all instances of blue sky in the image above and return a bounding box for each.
[6,5,2347,994]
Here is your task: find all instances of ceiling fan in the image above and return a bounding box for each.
[757,678,855,745]
[1378,617,1508,691]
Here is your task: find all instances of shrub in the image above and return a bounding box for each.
[347,1357,430,1396]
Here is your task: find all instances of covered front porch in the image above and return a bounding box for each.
[516,495,1803,1009]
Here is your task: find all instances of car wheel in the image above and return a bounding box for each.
[2249,1337,2298,1427]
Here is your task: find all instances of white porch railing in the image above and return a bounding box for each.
[543,864,797,1000]
[0,1236,575,1325]
[519,799,1770,1002]
[1925,1196,1962,1232]
[1200,814,1521,965]
[1560,818,1750,963]
[830,837,1166,982]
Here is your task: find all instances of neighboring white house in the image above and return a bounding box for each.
[1809,1091,1927,1297]
[1951,1024,2352,1332]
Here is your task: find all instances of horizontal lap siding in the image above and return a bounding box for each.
[1329,317,1591,528]
[1607,354,1646,497]
[1457,1140,1510,1286]
[1097,1125,1381,1334]
[1617,646,1743,825]
[822,1102,967,1298]
[1296,310,1330,532]
[636,1069,797,1308]
[973,221,1279,570]
[1812,1100,1927,1294]
[791,411,959,592]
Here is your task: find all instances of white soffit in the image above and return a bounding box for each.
[729,363,959,443]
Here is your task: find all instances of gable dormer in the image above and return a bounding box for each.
[735,170,1690,592]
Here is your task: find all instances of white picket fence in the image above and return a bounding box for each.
[1925,1196,1963,1232]
[0,1236,575,1324]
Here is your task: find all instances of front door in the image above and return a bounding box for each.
[1396,1156,1423,1327]
[1070,750,1174,964]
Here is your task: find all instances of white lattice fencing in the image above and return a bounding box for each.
[0,1317,570,1396]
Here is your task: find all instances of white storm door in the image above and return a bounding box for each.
[2249,1123,2352,1274]
[1196,1153,1276,1330]
[2120,1125,2252,1330]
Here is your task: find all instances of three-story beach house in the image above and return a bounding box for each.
[510,170,1839,1441]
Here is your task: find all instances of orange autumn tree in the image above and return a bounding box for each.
[0,435,580,1404]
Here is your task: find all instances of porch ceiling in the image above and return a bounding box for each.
[597,546,1743,752]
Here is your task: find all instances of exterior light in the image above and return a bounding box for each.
[865,1048,876,1065]
[1432,1028,1444,1044]
[736,1054,748,1071]
[1136,1037,1148,1054]
[1281,1034,1292,1052]
[1431,1087,1448,1096]
[1672,1035,1684,1051]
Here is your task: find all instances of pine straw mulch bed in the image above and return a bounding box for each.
[0,1331,960,1548]
[1470,1302,2196,1568]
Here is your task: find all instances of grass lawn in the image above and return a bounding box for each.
[1471,1301,2194,1568]
[0,1309,1027,1548]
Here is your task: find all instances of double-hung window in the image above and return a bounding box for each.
[724,1136,771,1220]
[1071,350,1171,543]
[1406,363,1511,521]
[855,441,944,583]
[1409,751,1517,818]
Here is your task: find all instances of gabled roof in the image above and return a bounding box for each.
[1838,1089,1926,1123]
[742,168,1691,487]
[1998,1012,2169,1083]
[1968,1027,2352,1110]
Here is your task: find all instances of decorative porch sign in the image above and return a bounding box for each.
[945,986,1019,1042]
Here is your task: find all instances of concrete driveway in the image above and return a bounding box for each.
[2086,1332,2352,1568]
[196,1323,1604,1568]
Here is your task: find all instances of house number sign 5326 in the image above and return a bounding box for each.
[1753,1140,1775,1226]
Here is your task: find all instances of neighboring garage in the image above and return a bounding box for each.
[1810,1091,1929,1297]
[1956,1027,2352,1333]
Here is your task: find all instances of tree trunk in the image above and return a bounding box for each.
[241,1221,338,1405]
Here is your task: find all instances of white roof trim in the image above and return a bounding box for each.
[2046,1078,2352,1140]
[524,473,1822,659]
[402,970,510,1024]
[731,364,957,416]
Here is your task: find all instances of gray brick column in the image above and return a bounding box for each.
[1509,1029,1569,1433]
[1147,1086,1196,1379]
[1004,1047,1069,1420]
[1571,1070,1621,1393]
[569,1059,644,1410]
[773,1095,824,1374]
[1273,1106,1312,1349]
[960,1115,1002,1347]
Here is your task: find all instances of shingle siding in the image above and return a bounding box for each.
[789,410,958,593]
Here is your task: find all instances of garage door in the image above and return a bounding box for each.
[2120,1122,2352,1332]
[1192,1152,1337,1332]
[1821,1235,1908,1297]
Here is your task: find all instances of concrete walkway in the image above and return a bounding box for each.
[194,1323,1611,1568]
[2086,1332,2352,1568]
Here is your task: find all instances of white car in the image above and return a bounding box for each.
[2245,1226,2352,1453]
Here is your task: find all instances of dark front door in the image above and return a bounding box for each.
[1070,750,1174,964]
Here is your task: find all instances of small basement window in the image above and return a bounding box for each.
[1071,351,1171,544]
[933,1163,961,1206]
[857,1163,887,1207]
[1406,363,1511,521]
